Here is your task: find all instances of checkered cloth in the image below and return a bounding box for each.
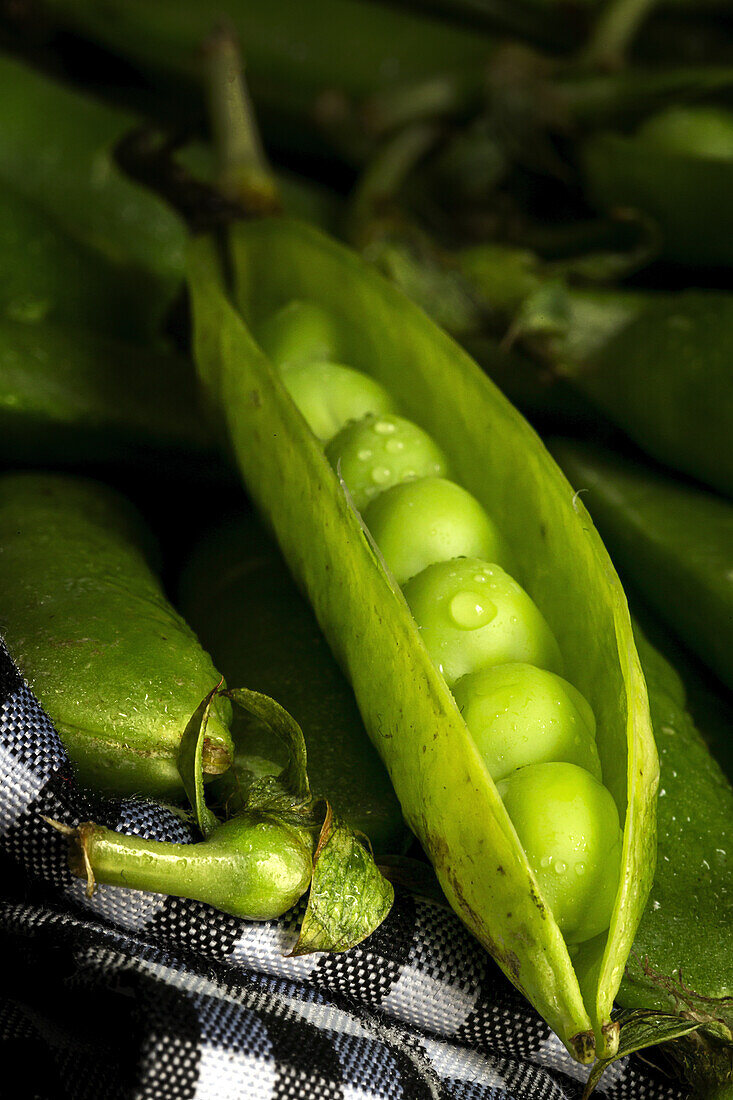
[0,639,688,1099]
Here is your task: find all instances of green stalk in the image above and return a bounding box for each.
[203,25,281,213]
[53,816,313,920]
[580,0,662,70]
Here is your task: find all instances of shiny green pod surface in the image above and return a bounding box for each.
[553,440,733,692]
[178,514,408,853]
[582,114,733,266]
[0,474,232,797]
[620,627,733,1020]
[0,183,167,343]
[0,318,212,470]
[554,290,733,500]
[188,217,658,1062]
[0,52,185,303]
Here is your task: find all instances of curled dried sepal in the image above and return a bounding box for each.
[291,803,394,956]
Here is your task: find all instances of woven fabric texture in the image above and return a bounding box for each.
[0,638,688,1099]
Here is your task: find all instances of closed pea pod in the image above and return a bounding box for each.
[553,440,733,691]
[0,473,233,797]
[188,215,658,1062]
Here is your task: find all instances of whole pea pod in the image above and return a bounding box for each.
[0,473,233,797]
[185,212,658,1063]
[0,52,185,321]
[552,440,733,692]
[178,512,408,853]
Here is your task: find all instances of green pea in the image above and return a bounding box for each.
[326,413,448,512]
[403,558,562,687]
[363,476,511,585]
[453,663,600,783]
[257,299,340,368]
[497,762,622,944]
[280,359,395,442]
[637,106,733,161]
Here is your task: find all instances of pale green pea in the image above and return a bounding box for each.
[280,359,395,442]
[363,476,511,586]
[326,413,448,512]
[257,298,340,368]
[403,557,562,687]
[453,663,600,782]
[497,762,622,945]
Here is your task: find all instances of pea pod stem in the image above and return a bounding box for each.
[203,25,281,214]
[48,815,314,921]
[580,0,662,71]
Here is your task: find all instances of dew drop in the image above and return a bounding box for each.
[374,420,396,434]
[357,448,373,461]
[574,862,586,877]
[449,592,497,630]
[554,860,568,875]
[371,466,392,485]
[385,439,404,453]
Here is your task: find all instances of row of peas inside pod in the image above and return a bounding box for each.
[257,298,622,949]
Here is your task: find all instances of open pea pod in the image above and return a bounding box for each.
[187,217,658,1061]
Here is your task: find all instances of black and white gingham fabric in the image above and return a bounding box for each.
[0,639,689,1099]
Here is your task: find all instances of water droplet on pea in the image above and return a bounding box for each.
[371,466,392,485]
[357,449,373,461]
[374,420,396,434]
[574,862,586,877]
[449,592,497,629]
[385,439,404,453]
[554,860,567,875]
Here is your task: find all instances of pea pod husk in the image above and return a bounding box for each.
[585,623,733,1097]
[178,513,408,854]
[0,183,167,342]
[187,216,658,1061]
[0,317,214,470]
[553,440,733,691]
[0,473,233,797]
[582,129,733,267]
[0,52,184,304]
[460,245,733,499]
[551,289,733,501]
[622,626,733,1026]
